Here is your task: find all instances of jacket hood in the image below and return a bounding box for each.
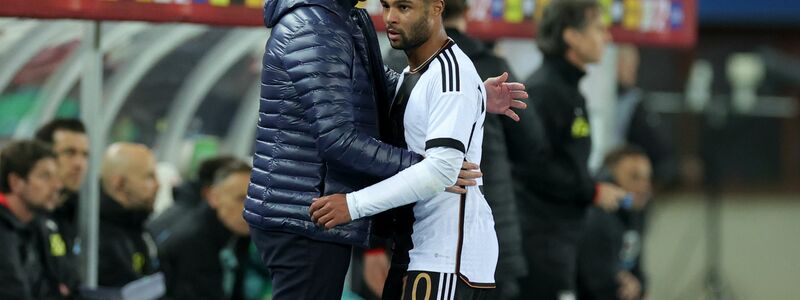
[264,0,357,28]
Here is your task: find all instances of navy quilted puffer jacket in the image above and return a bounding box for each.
[244,0,423,247]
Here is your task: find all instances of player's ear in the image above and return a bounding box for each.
[563,27,580,49]
[432,0,444,17]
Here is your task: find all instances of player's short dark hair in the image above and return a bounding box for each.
[0,140,56,193]
[537,0,601,56]
[212,160,252,186]
[35,118,86,144]
[196,155,241,188]
[603,144,647,170]
[443,0,468,21]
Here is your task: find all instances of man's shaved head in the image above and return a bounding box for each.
[101,143,159,211]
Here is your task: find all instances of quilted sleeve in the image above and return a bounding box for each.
[282,13,422,178]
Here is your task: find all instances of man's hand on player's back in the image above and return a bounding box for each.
[446,161,482,194]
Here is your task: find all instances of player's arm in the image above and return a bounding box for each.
[284,18,422,178]
[310,81,481,229]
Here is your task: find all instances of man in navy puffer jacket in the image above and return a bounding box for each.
[245,0,527,298]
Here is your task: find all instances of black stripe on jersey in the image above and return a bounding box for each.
[436,56,447,93]
[425,138,465,153]
[477,85,485,113]
[442,50,454,92]
[447,47,460,92]
[454,193,466,285]
[465,122,477,153]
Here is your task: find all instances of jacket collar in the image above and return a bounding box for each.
[197,203,235,250]
[0,195,26,231]
[100,188,150,231]
[264,0,356,28]
[544,55,586,87]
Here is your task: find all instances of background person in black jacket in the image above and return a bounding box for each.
[147,155,239,243]
[34,119,88,294]
[613,45,677,188]
[577,146,652,300]
[0,140,67,299]
[97,143,159,287]
[158,159,251,300]
[34,119,89,251]
[442,0,528,299]
[502,0,627,298]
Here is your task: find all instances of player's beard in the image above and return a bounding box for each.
[390,10,431,51]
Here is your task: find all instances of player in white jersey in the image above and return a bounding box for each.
[309,0,498,298]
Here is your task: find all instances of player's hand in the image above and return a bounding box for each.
[309,194,351,229]
[446,161,482,194]
[484,72,528,122]
[595,183,627,212]
[617,271,642,300]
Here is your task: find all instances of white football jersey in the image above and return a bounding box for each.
[392,40,499,287]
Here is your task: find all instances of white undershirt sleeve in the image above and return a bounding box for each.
[347,72,483,221]
[346,146,463,220]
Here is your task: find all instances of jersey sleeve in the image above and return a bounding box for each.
[424,71,485,154]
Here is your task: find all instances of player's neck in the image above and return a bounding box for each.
[565,50,588,71]
[406,28,449,71]
[5,194,34,224]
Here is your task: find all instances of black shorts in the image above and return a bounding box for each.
[402,271,492,300]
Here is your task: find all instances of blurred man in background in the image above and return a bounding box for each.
[613,45,677,188]
[34,119,88,294]
[34,119,89,255]
[97,143,159,287]
[172,155,240,208]
[0,140,67,299]
[502,0,627,298]
[147,155,239,243]
[578,145,653,300]
[158,159,251,299]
